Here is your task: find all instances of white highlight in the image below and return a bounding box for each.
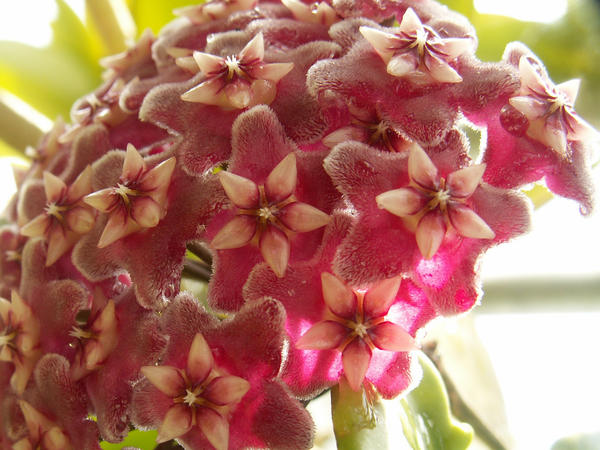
[474,0,568,23]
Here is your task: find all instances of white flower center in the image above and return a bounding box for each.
[225,55,242,78]
[46,202,67,220]
[183,388,199,406]
[69,326,93,340]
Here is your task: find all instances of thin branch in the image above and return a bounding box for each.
[186,242,213,266]
[182,258,211,282]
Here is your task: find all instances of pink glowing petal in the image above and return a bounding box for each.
[408,145,438,190]
[65,206,95,234]
[369,321,416,352]
[557,78,580,105]
[509,96,547,120]
[426,55,463,83]
[192,51,225,75]
[252,62,295,83]
[296,320,348,350]
[187,333,214,384]
[447,164,486,198]
[43,171,67,203]
[363,277,401,319]
[203,375,250,406]
[141,365,185,397]
[387,53,418,78]
[265,153,297,202]
[197,407,229,450]
[278,202,330,232]
[399,8,423,35]
[131,196,162,228]
[20,214,50,238]
[84,188,116,213]
[448,204,495,239]
[224,81,252,109]
[376,187,425,217]
[211,215,256,250]
[239,32,265,62]
[97,212,140,248]
[342,339,372,391]
[259,226,290,278]
[416,211,445,259]
[122,144,146,181]
[139,157,176,192]
[359,26,396,62]
[157,404,193,444]
[218,171,259,209]
[66,166,93,202]
[321,272,355,320]
[180,78,223,104]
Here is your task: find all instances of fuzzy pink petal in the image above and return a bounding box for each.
[342,339,372,391]
[259,225,290,278]
[187,333,214,384]
[447,164,486,198]
[448,204,495,239]
[409,145,438,189]
[363,277,401,319]
[197,407,229,450]
[265,153,297,202]
[203,376,250,406]
[376,187,425,217]
[141,366,185,397]
[369,322,416,352]
[278,202,330,232]
[415,211,446,259]
[296,320,348,350]
[157,404,193,443]
[321,272,356,319]
[218,172,259,209]
[211,215,256,250]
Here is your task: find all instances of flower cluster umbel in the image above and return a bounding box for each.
[0,0,596,448]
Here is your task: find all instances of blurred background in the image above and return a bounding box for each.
[0,1,599,448]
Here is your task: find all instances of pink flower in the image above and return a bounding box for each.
[175,0,258,24]
[282,0,339,26]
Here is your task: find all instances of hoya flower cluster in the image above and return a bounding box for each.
[0,0,596,448]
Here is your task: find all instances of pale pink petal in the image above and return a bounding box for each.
[398,8,423,35]
[141,365,185,397]
[376,187,425,217]
[210,215,256,249]
[192,51,225,75]
[323,126,364,148]
[65,206,95,234]
[369,321,416,352]
[252,62,294,82]
[218,171,259,209]
[321,272,355,319]
[436,37,473,59]
[131,196,162,228]
[97,211,140,248]
[45,227,73,266]
[363,277,401,319]
[122,144,146,181]
[265,153,297,202]
[359,26,396,62]
[387,53,418,78]
[518,56,545,93]
[415,211,445,259]
[19,400,54,438]
[84,188,117,213]
[448,204,495,239]
[239,32,264,63]
[557,79,580,105]
[296,320,347,350]
[408,145,438,189]
[566,113,598,141]
[278,202,330,232]
[0,297,10,323]
[342,339,372,391]
[197,407,229,450]
[139,157,176,192]
[447,164,486,198]
[43,172,66,203]
[20,214,50,238]
[187,332,214,383]
[249,79,277,106]
[67,165,93,202]
[426,55,463,83]
[181,78,223,104]
[157,404,193,443]
[224,81,252,109]
[509,96,547,120]
[259,225,290,278]
[42,427,70,450]
[203,375,250,406]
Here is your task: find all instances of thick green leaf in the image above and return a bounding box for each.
[331,379,388,450]
[399,353,473,450]
[100,429,158,449]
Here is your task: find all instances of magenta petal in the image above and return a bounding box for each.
[342,339,372,391]
[218,172,259,209]
[369,321,416,352]
[321,272,356,319]
[409,145,438,189]
[265,153,297,202]
[211,215,256,250]
[416,211,446,259]
[296,321,347,350]
[448,204,495,240]
[203,375,250,406]
[259,226,290,278]
[363,277,402,319]
[278,202,330,233]
[187,333,214,384]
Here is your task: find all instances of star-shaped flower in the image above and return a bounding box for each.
[211,152,330,277]
[14,401,72,450]
[84,144,176,248]
[20,168,95,266]
[181,33,294,109]
[509,55,598,156]
[282,0,338,26]
[359,8,473,83]
[297,273,415,391]
[174,0,257,24]
[376,144,495,259]
[141,332,251,448]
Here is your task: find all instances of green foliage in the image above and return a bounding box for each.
[399,353,473,450]
[100,429,158,449]
[126,0,202,35]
